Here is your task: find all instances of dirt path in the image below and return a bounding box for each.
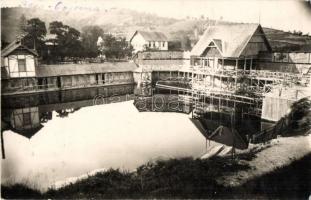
[217,134,311,187]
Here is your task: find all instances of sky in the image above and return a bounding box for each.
[2,0,311,34]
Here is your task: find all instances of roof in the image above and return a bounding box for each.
[11,125,43,139]
[209,126,248,150]
[130,30,168,42]
[191,23,270,58]
[213,39,223,52]
[1,40,38,57]
[36,62,137,77]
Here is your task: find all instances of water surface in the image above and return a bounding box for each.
[1,100,206,191]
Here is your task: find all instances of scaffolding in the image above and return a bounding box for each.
[154,57,310,118]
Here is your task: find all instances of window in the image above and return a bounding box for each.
[23,112,31,126]
[18,59,26,72]
[149,42,151,47]
[163,42,165,47]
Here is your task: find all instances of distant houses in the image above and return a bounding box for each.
[130,30,168,52]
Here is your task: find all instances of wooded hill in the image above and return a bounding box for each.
[2,7,311,52]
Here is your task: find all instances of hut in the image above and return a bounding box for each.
[1,39,39,93]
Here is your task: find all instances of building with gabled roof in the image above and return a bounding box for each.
[190,23,272,72]
[1,39,38,79]
[130,30,168,52]
[191,23,271,59]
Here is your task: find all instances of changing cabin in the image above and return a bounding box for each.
[1,40,39,93]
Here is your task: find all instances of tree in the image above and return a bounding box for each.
[18,14,27,36]
[22,18,47,56]
[49,21,83,61]
[170,30,192,51]
[81,25,104,58]
[288,97,311,130]
[98,35,133,59]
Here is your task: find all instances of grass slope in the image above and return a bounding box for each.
[2,153,310,199]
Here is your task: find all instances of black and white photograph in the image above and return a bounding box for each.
[1,0,311,199]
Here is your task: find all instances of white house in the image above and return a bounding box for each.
[130,30,168,52]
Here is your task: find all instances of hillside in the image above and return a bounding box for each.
[263,27,311,52]
[1,7,216,42]
[1,7,311,52]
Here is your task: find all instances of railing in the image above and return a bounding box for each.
[190,68,303,78]
[3,84,58,93]
[250,117,287,144]
[3,80,135,94]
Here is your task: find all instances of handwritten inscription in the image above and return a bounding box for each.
[20,0,100,12]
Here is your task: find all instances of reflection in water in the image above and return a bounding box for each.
[134,90,275,150]
[134,94,192,114]
[1,84,274,191]
[1,84,135,139]
[1,85,208,191]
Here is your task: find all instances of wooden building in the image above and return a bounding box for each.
[190,23,272,71]
[1,40,39,93]
[130,31,168,52]
[35,62,136,90]
[1,107,43,139]
[1,40,137,95]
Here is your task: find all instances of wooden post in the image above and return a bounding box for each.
[244,58,247,71]
[1,131,5,159]
[234,77,237,91]
[287,53,290,63]
[250,58,253,71]
[236,59,238,71]
[213,57,215,71]
[219,96,221,111]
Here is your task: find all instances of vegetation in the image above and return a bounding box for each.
[98,34,133,60]
[169,30,192,51]
[49,21,83,61]
[81,25,104,58]
[20,17,47,57]
[13,16,133,63]
[288,97,311,130]
[1,157,250,199]
[2,153,310,199]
